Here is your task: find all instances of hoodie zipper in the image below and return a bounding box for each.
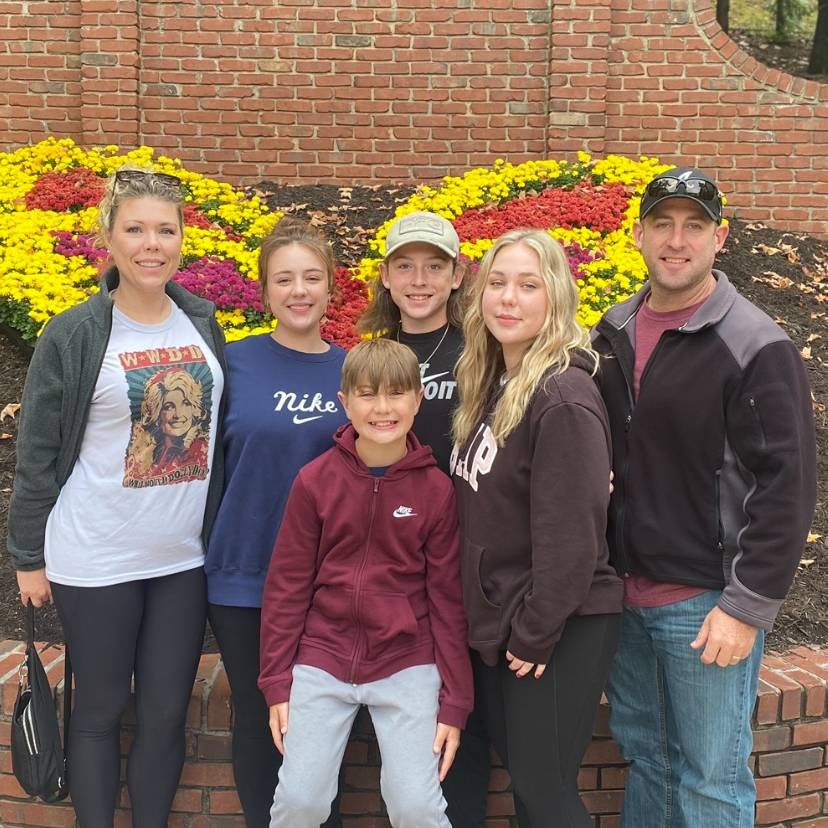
[349,477,380,685]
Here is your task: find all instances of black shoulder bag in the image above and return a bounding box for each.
[11,602,72,802]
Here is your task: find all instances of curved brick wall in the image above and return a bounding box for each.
[0,0,826,233]
[0,642,825,826]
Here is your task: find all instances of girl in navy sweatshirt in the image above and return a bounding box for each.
[451,228,624,827]
[204,219,347,827]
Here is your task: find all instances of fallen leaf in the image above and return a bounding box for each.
[753,273,793,289]
[753,243,781,256]
[798,559,815,567]
[0,433,11,440]
[801,346,812,359]
[0,402,20,421]
[745,223,767,231]
[779,243,801,264]
[807,532,823,543]
[806,333,822,343]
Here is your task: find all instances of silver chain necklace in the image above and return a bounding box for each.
[397,322,450,366]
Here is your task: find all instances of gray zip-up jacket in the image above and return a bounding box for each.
[7,268,227,571]
[592,271,816,630]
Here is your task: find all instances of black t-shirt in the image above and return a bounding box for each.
[396,325,463,475]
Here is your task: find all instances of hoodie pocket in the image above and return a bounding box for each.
[359,591,421,660]
[462,543,503,645]
[303,586,357,655]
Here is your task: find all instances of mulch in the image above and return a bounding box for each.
[0,184,825,653]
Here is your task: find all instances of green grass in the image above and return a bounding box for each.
[730,0,818,37]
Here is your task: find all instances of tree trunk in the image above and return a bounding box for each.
[810,0,828,74]
[717,0,730,33]
[776,0,789,41]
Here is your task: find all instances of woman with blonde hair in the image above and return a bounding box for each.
[9,167,226,826]
[451,228,623,826]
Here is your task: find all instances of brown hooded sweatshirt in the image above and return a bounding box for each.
[451,352,623,667]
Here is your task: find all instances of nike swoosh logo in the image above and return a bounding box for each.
[421,370,449,384]
[292,414,324,424]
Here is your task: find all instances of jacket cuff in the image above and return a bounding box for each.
[718,577,781,632]
[11,556,46,572]
[437,703,469,730]
[259,676,292,708]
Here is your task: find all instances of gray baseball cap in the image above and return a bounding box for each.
[384,211,460,260]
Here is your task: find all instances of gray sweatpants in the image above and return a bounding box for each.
[269,663,451,828]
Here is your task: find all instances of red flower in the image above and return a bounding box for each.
[322,268,369,349]
[453,182,630,241]
[24,168,105,212]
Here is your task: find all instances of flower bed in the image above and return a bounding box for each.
[0,138,366,347]
[357,153,673,329]
[1,140,670,347]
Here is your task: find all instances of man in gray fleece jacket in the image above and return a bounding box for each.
[592,167,817,828]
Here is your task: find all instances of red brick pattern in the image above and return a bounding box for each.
[1,1,826,231]
[549,0,828,233]
[0,642,825,826]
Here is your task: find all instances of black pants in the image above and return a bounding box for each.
[473,613,622,828]
[52,567,206,828]
[207,603,343,828]
[440,671,494,828]
[208,603,282,828]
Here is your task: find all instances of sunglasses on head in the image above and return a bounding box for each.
[645,176,720,203]
[114,170,182,189]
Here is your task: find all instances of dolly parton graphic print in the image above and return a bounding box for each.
[120,345,215,488]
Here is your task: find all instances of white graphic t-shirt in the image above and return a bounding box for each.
[45,303,224,586]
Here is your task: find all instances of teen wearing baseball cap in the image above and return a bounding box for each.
[358,211,468,473]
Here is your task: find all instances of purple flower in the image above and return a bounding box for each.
[565,242,601,280]
[175,257,264,313]
[52,231,109,264]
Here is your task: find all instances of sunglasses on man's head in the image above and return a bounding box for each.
[114,170,182,189]
[645,177,720,203]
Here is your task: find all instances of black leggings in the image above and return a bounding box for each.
[207,603,282,828]
[473,613,622,828]
[52,567,206,828]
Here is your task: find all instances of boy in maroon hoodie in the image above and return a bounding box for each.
[258,338,473,828]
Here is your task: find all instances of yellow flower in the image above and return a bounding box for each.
[0,138,281,342]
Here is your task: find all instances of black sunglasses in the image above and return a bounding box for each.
[114,170,182,189]
[645,177,720,203]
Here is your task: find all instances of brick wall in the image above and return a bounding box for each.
[0,1,827,229]
[0,641,826,827]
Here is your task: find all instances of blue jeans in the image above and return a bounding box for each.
[605,591,763,828]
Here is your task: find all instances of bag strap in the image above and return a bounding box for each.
[24,601,35,650]
[24,602,72,760]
